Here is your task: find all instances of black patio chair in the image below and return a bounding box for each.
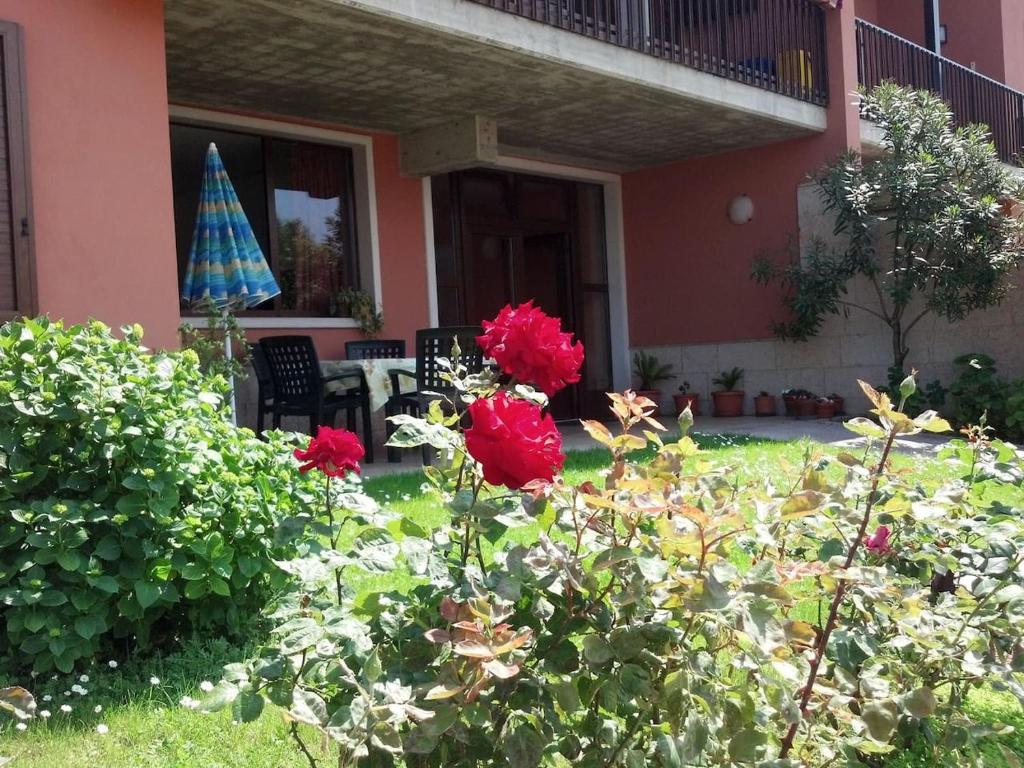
[248,343,275,437]
[259,335,375,463]
[345,339,406,360]
[387,326,483,464]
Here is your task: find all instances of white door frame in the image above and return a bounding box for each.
[420,157,631,393]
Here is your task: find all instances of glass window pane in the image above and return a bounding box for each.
[170,124,269,303]
[269,138,357,316]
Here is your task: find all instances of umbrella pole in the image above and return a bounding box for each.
[223,309,238,426]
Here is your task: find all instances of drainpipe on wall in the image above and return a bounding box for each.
[924,0,940,53]
[924,0,942,89]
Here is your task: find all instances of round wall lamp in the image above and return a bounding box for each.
[728,194,755,225]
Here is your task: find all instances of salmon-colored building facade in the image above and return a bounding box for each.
[1,0,1022,417]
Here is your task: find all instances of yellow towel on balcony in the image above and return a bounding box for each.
[780,50,813,95]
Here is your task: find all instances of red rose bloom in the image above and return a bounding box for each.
[477,301,584,396]
[464,393,565,490]
[293,426,364,477]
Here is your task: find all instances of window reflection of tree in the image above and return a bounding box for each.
[276,199,349,317]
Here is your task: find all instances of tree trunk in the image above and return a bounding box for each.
[891,320,908,372]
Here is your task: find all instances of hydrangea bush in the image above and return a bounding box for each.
[189,305,1023,766]
[0,318,325,673]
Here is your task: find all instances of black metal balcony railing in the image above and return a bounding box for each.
[469,0,829,106]
[856,18,1024,162]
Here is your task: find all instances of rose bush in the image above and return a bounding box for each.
[193,306,1024,768]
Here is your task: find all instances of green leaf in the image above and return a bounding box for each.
[232,690,265,723]
[844,417,886,439]
[289,689,327,727]
[862,700,899,742]
[280,621,325,655]
[727,727,766,762]
[87,577,119,593]
[353,528,400,573]
[656,734,682,768]
[93,535,121,561]
[56,550,83,572]
[592,546,635,572]
[135,580,161,609]
[582,635,614,666]
[502,724,544,768]
[905,687,937,718]
[199,680,238,713]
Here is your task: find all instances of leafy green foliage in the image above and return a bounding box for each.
[337,288,383,339]
[198,363,1024,767]
[631,351,674,390]
[0,318,323,673]
[178,300,251,387]
[753,83,1024,373]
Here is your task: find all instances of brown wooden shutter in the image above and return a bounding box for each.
[0,20,33,320]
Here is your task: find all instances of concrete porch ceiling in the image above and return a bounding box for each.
[164,0,827,172]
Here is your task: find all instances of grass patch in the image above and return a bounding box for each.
[1,434,1020,767]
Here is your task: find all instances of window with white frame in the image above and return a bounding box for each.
[170,121,364,318]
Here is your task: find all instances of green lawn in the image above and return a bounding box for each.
[1,434,1021,768]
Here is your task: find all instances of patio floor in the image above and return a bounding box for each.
[360,414,951,478]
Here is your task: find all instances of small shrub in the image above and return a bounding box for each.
[0,318,321,673]
[631,351,674,390]
[949,353,1006,430]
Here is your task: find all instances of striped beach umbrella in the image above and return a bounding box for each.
[181,142,280,310]
[181,143,280,423]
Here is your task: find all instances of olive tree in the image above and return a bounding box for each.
[754,83,1024,373]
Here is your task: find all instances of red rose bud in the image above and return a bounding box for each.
[477,301,584,396]
[293,426,364,477]
[864,525,892,555]
[465,392,565,490]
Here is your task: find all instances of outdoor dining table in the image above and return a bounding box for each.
[320,357,417,412]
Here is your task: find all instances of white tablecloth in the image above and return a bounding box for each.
[320,358,417,412]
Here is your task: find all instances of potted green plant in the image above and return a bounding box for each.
[782,388,817,418]
[673,381,701,417]
[711,367,745,417]
[336,287,384,338]
[632,351,674,414]
[754,390,776,417]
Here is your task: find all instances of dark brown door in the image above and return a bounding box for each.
[462,227,578,419]
[432,169,612,421]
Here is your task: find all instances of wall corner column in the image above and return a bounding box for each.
[820,0,862,156]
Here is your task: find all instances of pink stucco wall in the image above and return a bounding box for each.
[856,0,926,47]
[624,137,825,347]
[623,2,861,348]
[0,0,182,349]
[940,0,1006,83]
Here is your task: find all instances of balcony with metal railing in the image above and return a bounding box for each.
[469,0,830,107]
[856,18,1024,162]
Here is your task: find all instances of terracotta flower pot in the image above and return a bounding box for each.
[793,398,817,420]
[830,396,845,415]
[816,399,838,419]
[711,390,744,417]
[673,393,701,417]
[636,389,663,414]
[754,394,776,417]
